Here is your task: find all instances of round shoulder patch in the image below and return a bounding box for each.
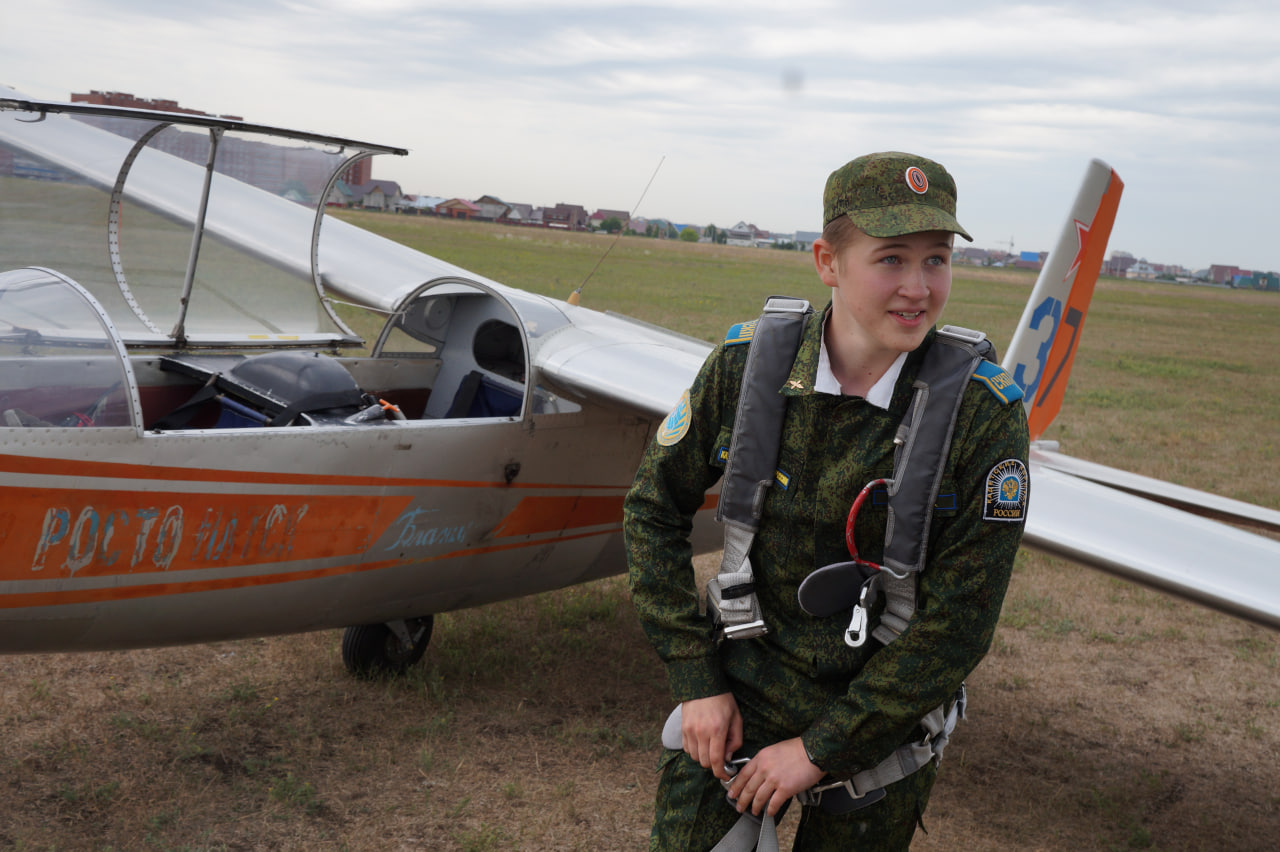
[984,458,1028,522]
[656,389,692,447]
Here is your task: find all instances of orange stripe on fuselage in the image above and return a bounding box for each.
[490,491,721,538]
[0,526,621,610]
[3,487,413,582]
[0,493,724,610]
[0,557,404,610]
[491,495,627,537]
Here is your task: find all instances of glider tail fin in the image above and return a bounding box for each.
[1001,159,1124,440]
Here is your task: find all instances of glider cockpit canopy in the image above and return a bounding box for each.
[0,94,407,349]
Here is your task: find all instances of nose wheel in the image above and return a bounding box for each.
[341,616,434,677]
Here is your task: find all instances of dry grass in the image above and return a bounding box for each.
[3,559,1277,850]
[3,214,1278,850]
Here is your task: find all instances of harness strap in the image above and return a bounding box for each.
[707,524,765,639]
[872,572,918,644]
[660,687,965,850]
[710,810,779,852]
[873,325,993,645]
[708,296,812,640]
[883,325,991,575]
[800,685,966,804]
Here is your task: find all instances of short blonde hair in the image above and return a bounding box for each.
[821,214,861,256]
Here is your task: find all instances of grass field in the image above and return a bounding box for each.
[2,212,1278,850]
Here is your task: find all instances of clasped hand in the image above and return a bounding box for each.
[680,693,825,817]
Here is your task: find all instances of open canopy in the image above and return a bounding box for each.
[0,92,406,348]
[0,267,140,429]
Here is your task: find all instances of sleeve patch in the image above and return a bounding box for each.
[971,360,1024,404]
[656,389,692,446]
[984,459,1028,522]
[724,319,757,346]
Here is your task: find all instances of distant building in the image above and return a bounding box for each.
[1238,272,1264,290]
[1126,260,1159,280]
[324,180,354,207]
[473,195,511,221]
[1015,250,1045,271]
[954,247,990,266]
[647,219,676,238]
[404,194,446,215]
[438,198,480,220]
[589,208,631,231]
[1210,264,1247,285]
[1104,251,1136,278]
[502,203,540,225]
[544,203,588,231]
[356,180,404,211]
[71,90,243,120]
[726,221,769,247]
[794,230,822,250]
[1237,271,1278,291]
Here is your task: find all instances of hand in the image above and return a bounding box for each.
[680,693,743,782]
[726,737,824,818]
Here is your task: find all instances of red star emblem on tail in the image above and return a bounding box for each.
[1066,219,1090,279]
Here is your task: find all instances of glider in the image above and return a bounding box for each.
[0,92,1274,679]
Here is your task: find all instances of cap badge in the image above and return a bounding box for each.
[905,166,929,195]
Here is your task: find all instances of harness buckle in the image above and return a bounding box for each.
[796,778,887,813]
[937,324,987,345]
[720,757,755,808]
[721,619,768,641]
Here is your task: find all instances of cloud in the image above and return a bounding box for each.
[4,0,1279,269]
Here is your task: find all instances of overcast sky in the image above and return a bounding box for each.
[4,0,1279,272]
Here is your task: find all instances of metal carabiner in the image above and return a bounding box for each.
[844,604,868,648]
[844,574,884,648]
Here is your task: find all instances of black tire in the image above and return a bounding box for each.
[341,615,434,677]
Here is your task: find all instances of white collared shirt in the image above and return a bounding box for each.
[815,326,908,410]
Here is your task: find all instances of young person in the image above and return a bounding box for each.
[624,152,1030,849]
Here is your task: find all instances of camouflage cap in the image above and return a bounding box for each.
[822,152,972,241]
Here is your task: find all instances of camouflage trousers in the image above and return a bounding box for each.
[648,642,937,851]
[648,748,935,851]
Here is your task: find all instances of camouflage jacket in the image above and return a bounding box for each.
[624,305,1029,778]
